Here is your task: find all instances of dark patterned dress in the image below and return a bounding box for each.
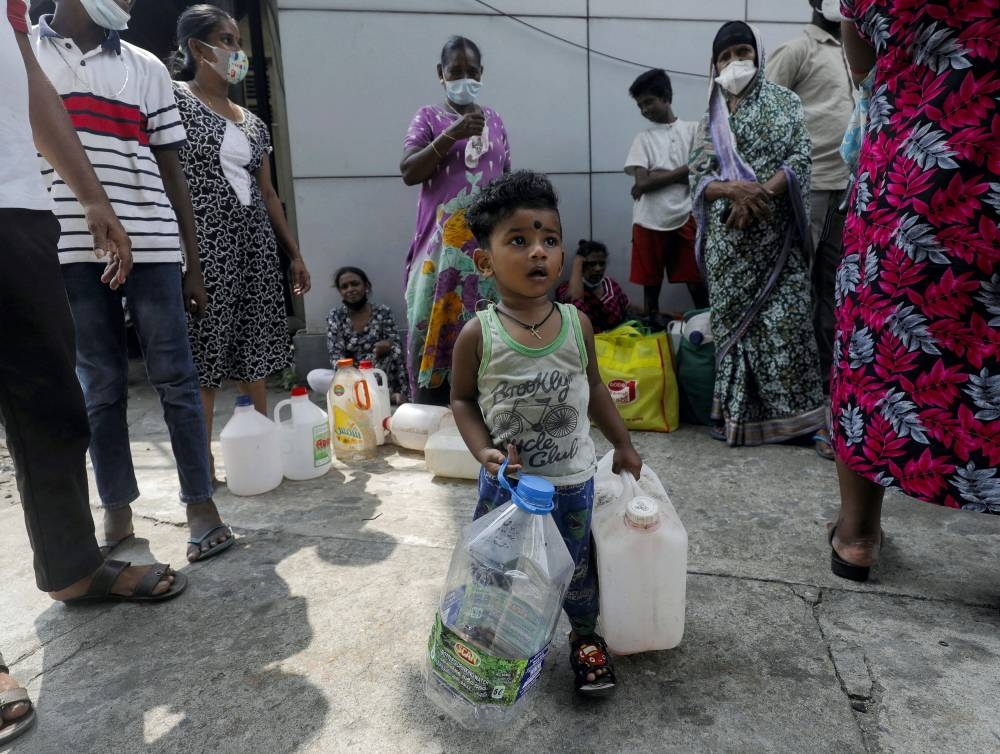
[831,1,1000,511]
[173,82,290,389]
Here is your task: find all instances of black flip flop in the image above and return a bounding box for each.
[187,524,235,563]
[829,526,883,583]
[62,559,187,605]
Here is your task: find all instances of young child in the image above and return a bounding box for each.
[555,239,630,333]
[626,69,709,325]
[451,170,642,696]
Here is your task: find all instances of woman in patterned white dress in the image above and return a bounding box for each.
[172,5,310,481]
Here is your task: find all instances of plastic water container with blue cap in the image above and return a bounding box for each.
[425,459,575,729]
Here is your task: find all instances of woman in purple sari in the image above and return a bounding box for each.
[400,36,511,405]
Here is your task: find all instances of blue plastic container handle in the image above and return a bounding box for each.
[497,457,555,514]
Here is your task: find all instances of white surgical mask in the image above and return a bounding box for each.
[201,42,249,85]
[79,0,130,31]
[820,0,846,22]
[715,59,757,96]
[444,77,481,106]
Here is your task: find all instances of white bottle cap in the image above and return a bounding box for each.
[625,496,660,528]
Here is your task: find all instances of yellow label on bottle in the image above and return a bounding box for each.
[333,406,364,447]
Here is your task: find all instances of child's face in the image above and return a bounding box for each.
[634,94,673,124]
[475,208,564,300]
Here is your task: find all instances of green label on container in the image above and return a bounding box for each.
[313,422,331,466]
[427,613,548,707]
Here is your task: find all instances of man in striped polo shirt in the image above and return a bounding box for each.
[32,0,234,563]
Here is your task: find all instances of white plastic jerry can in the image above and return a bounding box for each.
[273,386,332,480]
[219,395,283,496]
[385,403,452,451]
[424,424,480,480]
[594,485,688,654]
[358,359,390,445]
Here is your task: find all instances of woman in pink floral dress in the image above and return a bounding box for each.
[829,0,1000,581]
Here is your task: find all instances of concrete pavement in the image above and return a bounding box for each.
[2,383,999,753]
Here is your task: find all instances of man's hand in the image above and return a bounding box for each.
[478,442,521,478]
[83,201,132,289]
[183,268,207,318]
[611,442,642,480]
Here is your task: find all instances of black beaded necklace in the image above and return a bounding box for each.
[496,302,557,340]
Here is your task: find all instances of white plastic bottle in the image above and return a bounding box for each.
[358,359,390,446]
[329,359,377,461]
[424,422,480,480]
[385,403,452,451]
[425,461,574,729]
[273,386,332,480]
[594,489,688,654]
[219,395,283,496]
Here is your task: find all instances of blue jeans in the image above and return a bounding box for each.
[61,263,213,508]
[475,469,599,635]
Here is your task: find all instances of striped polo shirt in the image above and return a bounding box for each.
[32,15,186,264]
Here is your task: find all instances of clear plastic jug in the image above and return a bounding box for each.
[424,424,480,480]
[219,395,283,496]
[592,455,687,655]
[328,359,377,461]
[425,461,575,729]
[274,387,331,480]
[358,360,390,446]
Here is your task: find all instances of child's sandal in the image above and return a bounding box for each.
[569,633,617,696]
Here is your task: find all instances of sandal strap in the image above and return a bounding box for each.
[89,559,131,597]
[0,686,31,709]
[187,523,231,546]
[0,649,7,675]
[133,563,172,598]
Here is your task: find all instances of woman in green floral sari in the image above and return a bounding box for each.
[689,21,826,446]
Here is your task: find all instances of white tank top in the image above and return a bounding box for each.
[476,303,597,486]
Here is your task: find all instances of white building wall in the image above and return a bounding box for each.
[276,0,812,331]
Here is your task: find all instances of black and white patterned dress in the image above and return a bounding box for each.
[174,82,290,389]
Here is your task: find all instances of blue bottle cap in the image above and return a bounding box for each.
[689,330,704,345]
[235,395,253,407]
[498,458,555,514]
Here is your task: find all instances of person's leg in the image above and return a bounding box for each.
[237,378,268,415]
[199,387,220,483]
[0,212,102,591]
[0,212,176,599]
[630,224,662,318]
[414,379,451,407]
[125,264,230,561]
[831,458,885,567]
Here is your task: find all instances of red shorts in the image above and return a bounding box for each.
[629,216,702,286]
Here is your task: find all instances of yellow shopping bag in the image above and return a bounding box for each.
[594,323,679,432]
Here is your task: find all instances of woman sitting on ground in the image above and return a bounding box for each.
[555,240,630,334]
[307,267,409,403]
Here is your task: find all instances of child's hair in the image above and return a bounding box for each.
[629,68,673,103]
[577,239,608,256]
[440,35,482,66]
[466,170,559,248]
[333,266,371,290]
[173,4,233,82]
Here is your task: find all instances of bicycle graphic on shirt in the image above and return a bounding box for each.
[492,397,579,441]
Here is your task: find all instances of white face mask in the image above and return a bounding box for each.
[444,77,481,106]
[200,42,249,85]
[79,0,130,31]
[820,0,846,22]
[715,59,757,96]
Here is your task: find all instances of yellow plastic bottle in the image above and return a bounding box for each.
[328,358,377,461]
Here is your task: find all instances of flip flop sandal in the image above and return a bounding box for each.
[187,524,235,563]
[812,434,836,462]
[569,634,617,696]
[709,425,727,442]
[98,532,135,559]
[0,685,36,746]
[61,559,187,605]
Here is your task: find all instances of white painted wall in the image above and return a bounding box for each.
[276,0,812,331]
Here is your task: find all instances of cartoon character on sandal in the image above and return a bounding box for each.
[570,632,617,696]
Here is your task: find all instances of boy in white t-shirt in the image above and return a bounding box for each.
[625,69,708,324]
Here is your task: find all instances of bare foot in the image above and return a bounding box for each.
[48,562,176,601]
[186,499,231,562]
[101,506,135,553]
[0,669,31,731]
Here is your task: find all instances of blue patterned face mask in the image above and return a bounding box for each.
[444,77,481,106]
[79,0,130,30]
[201,42,249,85]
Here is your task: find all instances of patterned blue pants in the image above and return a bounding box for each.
[475,470,599,635]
